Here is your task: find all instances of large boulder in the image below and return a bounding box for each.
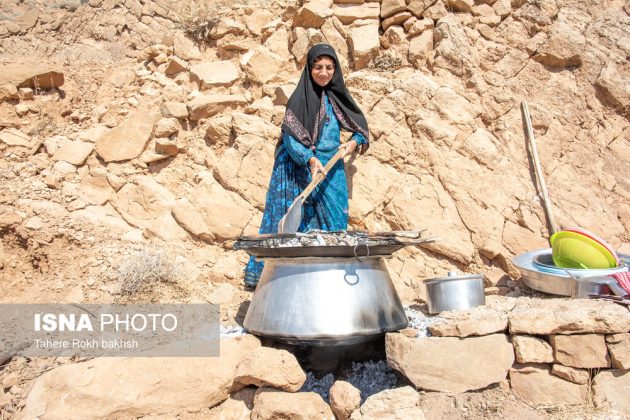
[386,333,514,393]
[19,336,260,419]
[350,386,424,419]
[95,110,161,162]
[508,299,630,335]
[0,64,64,89]
[509,364,590,406]
[234,347,306,392]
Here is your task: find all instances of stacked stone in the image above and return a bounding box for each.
[386,297,630,414]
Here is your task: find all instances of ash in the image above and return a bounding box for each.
[405,307,442,338]
[220,325,247,338]
[300,360,398,403]
[346,360,398,402]
[300,371,335,402]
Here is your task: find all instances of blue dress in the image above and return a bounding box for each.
[244,94,367,286]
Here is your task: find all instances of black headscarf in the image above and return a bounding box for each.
[281,44,369,154]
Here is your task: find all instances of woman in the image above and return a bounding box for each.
[244,43,370,287]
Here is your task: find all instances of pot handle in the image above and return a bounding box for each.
[353,243,370,262]
[606,277,628,297]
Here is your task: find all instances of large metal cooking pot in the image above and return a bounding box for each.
[243,256,408,346]
[423,272,485,314]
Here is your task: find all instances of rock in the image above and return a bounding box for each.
[493,0,511,17]
[232,113,280,139]
[422,1,448,19]
[24,216,43,230]
[348,21,380,70]
[188,94,248,121]
[551,364,589,385]
[154,118,181,138]
[0,64,64,89]
[0,84,18,102]
[550,334,610,369]
[160,102,188,120]
[95,110,161,162]
[77,126,109,143]
[382,12,413,31]
[595,61,630,115]
[190,61,240,89]
[381,0,406,18]
[52,141,94,166]
[190,175,255,241]
[15,103,29,116]
[512,335,554,364]
[607,333,630,369]
[532,9,587,68]
[427,296,514,337]
[242,47,285,84]
[171,198,213,241]
[447,0,474,13]
[155,138,179,156]
[205,115,233,145]
[207,283,235,305]
[245,10,274,36]
[52,161,76,175]
[234,347,306,392]
[333,4,380,24]
[173,33,201,61]
[592,369,630,414]
[19,336,260,419]
[407,0,432,16]
[251,389,334,420]
[350,386,423,419]
[274,84,295,106]
[0,128,30,147]
[407,17,434,36]
[111,176,188,242]
[208,387,254,419]
[292,2,333,28]
[330,381,361,420]
[0,212,23,228]
[472,3,495,16]
[509,364,589,406]
[508,299,630,335]
[408,31,433,68]
[164,56,188,75]
[385,333,514,392]
[19,87,33,100]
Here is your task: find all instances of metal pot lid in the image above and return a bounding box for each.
[423,271,483,284]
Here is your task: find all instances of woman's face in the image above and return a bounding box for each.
[311,56,335,87]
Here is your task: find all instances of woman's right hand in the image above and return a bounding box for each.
[308,157,327,179]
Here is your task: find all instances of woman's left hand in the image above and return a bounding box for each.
[338,140,358,158]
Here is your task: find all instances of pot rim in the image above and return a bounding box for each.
[423,273,483,284]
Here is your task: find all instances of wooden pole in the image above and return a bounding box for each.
[521,101,558,235]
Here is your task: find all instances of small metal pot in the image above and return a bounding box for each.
[423,271,485,314]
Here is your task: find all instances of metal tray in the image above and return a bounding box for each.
[241,244,407,258]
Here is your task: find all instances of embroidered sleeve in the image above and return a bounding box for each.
[350,132,367,146]
[283,131,315,166]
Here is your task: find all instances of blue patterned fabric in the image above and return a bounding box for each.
[244,95,366,286]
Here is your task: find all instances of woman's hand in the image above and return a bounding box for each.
[338,139,358,158]
[308,157,327,179]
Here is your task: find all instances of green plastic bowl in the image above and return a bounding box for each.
[550,231,617,269]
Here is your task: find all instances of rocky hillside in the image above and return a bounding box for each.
[0,0,629,417]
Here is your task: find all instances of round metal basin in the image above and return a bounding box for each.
[512,248,628,296]
[243,256,408,346]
